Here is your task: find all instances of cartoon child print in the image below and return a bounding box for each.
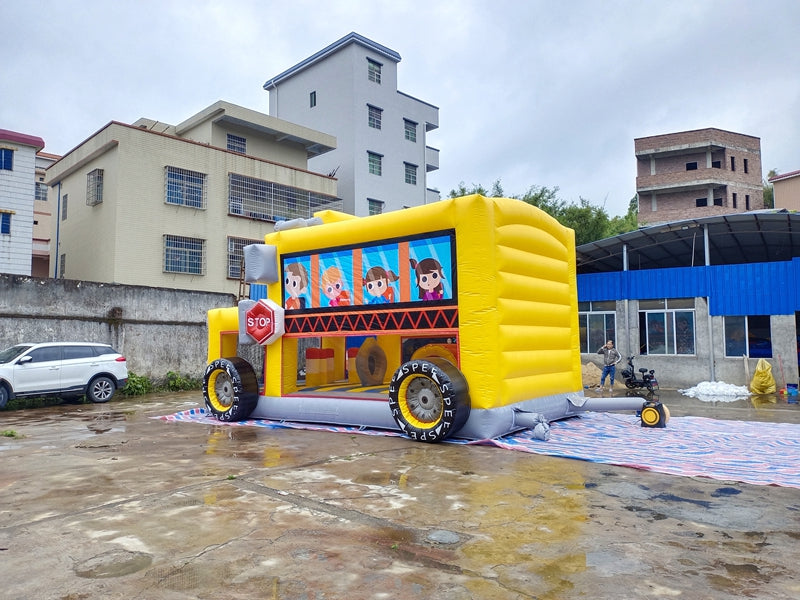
[321,266,351,306]
[410,257,445,301]
[284,262,309,310]
[362,266,399,304]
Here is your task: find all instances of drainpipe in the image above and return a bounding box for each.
[623,243,630,356]
[704,224,716,381]
[54,181,62,278]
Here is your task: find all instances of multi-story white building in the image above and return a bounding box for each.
[264,32,440,216]
[45,100,339,295]
[0,128,45,276]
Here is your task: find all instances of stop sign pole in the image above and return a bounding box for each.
[243,298,285,345]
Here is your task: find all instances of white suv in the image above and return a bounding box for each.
[0,342,129,408]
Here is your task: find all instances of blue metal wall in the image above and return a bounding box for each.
[577,258,800,316]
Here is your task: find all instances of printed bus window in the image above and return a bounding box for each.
[362,243,400,305]
[284,259,311,310]
[408,235,453,302]
[319,250,352,307]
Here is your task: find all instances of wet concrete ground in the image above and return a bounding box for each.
[1,389,799,599]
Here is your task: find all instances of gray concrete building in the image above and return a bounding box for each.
[263,32,440,216]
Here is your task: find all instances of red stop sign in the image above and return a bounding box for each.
[245,299,283,345]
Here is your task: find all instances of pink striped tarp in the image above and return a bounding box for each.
[157,409,800,489]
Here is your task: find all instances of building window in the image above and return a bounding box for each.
[227,236,260,279]
[228,173,341,221]
[713,197,723,207]
[744,158,749,174]
[367,58,382,83]
[368,105,382,130]
[368,198,384,215]
[59,254,66,278]
[695,198,708,207]
[732,193,738,209]
[404,119,417,142]
[35,182,48,202]
[61,194,68,221]
[227,134,246,154]
[0,212,11,234]
[404,162,417,185]
[724,315,772,358]
[368,152,382,176]
[163,234,205,275]
[165,166,206,209]
[746,195,751,210]
[86,168,103,206]
[712,160,721,169]
[309,91,316,108]
[686,162,698,171]
[730,156,736,171]
[638,298,695,355]
[578,301,616,353]
[0,148,12,170]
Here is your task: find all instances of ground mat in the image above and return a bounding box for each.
[158,409,800,489]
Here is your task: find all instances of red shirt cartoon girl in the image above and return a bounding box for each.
[410,257,444,301]
[321,266,350,306]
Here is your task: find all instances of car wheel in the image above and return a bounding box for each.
[388,357,470,443]
[0,384,9,409]
[203,357,259,421]
[87,376,116,403]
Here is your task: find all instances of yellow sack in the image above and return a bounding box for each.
[750,358,776,394]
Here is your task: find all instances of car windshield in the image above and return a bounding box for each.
[0,344,34,364]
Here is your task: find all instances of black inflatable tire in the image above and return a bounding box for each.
[388,358,470,443]
[355,338,387,386]
[640,402,668,428]
[203,357,259,421]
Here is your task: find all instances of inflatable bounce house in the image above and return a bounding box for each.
[205,195,667,442]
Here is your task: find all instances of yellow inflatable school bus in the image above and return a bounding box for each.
[205,195,665,442]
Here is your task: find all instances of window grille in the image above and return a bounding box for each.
[368,152,382,176]
[404,119,417,142]
[368,198,383,215]
[165,166,207,209]
[163,235,205,275]
[367,58,382,83]
[404,162,417,185]
[227,133,247,154]
[227,236,260,279]
[59,253,66,278]
[228,173,341,222]
[86,169,103,206]
[61,194,68,221]
[368,105,382,129]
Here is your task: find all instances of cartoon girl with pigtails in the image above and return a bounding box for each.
[362,266,399,304]
[410,257,445,301]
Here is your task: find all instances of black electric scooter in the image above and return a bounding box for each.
[621,355,658,393]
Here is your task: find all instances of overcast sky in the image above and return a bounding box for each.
[4,0,799,217]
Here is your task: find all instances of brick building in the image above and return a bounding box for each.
[635,128,763,225]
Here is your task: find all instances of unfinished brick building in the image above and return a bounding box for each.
[635,128,763,225]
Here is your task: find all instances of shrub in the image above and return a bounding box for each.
[122,372,153,396]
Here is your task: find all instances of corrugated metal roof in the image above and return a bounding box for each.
[576,210,800,274]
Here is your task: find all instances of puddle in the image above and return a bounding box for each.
[74,549,153,578]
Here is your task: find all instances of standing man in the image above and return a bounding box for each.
[597,340,621,392]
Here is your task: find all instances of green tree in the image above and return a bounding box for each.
[763,168,777,209]
[448,180,639,244]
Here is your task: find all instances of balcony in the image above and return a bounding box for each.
[425,145,439,172]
